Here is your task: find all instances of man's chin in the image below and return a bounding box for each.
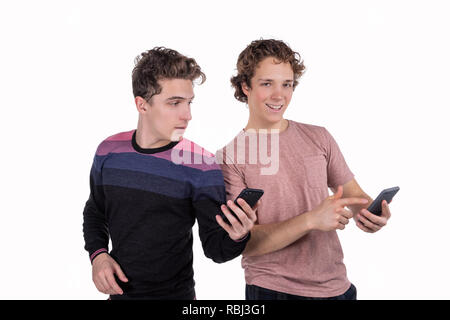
[170,134,184,142]
[170,129,186,141]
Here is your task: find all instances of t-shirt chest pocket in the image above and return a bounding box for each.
[302,155,328,189]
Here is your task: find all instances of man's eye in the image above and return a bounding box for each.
[170,101,180,106]
[261,83,270,87]
[284,83,293,87]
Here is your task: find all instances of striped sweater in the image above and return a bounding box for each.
[82,130,249,299]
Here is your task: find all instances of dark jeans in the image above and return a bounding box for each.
[109,289,195,300]
[246,283,357,300]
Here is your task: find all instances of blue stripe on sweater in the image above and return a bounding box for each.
[94,153,224,188]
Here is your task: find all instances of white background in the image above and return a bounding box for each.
[1,0,449,299]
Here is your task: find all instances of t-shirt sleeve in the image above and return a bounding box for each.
[322,128,355,188]
[217,152,248,202]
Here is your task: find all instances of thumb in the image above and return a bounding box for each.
[113,263,128,282]
[332,186,343,200]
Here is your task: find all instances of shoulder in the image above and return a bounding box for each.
[95,130,134,156]
[174,138,222,172]
[288,120,331,144]
[289,120,326,135]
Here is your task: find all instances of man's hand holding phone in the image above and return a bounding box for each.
[356,199,392,233]
[355,186,397,233]
[216,188,262,241]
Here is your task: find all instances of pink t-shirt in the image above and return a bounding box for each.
[217,120,354,297]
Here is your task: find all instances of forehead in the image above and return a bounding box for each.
[253,57,294,80]
[157,78,194,96]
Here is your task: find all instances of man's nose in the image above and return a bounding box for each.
[180,105,192,121]
[271,86,283,101]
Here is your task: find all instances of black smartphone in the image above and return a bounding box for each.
[367,186,400,216]
[220,188,264,224]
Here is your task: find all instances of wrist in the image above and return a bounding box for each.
[303,210,317,231]
[233,232,250,242]
[90,248,108,265]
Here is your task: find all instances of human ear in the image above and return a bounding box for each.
[241,82,251,97]
[135,96,148,113]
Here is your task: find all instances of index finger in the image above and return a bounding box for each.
[337,197,369,207]
[227,200,249,226]
[236,198,257,222]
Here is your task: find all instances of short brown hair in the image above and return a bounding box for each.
[231,39,306,103]
[132,47,206,102]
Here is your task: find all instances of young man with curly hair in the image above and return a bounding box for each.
[217,39,392,300]
[83,47,257,300]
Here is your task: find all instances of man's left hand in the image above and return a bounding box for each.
[355,200,391,233]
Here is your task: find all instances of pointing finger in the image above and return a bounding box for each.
[337,197,369,207]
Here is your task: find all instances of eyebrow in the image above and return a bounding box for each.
[257,79,294,82]
[165,95,195,101]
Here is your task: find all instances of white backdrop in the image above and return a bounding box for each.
[1,0,449,299]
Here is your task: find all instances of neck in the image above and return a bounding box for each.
[135,118,171,149]
[244,117,289,133]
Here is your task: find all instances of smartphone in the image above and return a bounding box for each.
[367,186,400,216]
[220,188,264,224]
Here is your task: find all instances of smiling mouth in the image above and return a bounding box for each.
[265,103,283,110]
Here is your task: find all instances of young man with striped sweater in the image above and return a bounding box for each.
[82,47,257,300]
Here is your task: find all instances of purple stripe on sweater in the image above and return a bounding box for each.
[96,140,134,156]
[96,135,219,171]
[90,248,108,262]
[105,130,134,141]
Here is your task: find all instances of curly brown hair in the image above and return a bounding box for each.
[231,39,306,103]
[132,47,206,103]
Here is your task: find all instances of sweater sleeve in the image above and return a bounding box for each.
[82,154,109,262]
[192,165,250,263]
